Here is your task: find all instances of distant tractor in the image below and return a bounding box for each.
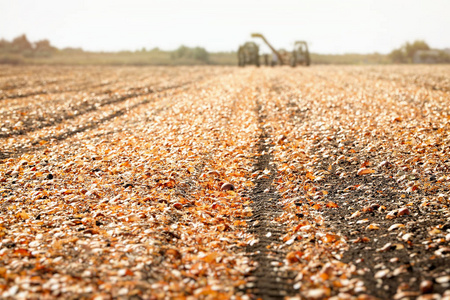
[290,41,311,66]
[251,33,311,67]
[238,42,260,67]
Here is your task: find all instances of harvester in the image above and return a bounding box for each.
[251,33,311,67]
[237,42,260,67]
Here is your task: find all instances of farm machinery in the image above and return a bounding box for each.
[291,41,311,66]
[237,42,260,67]
[251,33,311,66]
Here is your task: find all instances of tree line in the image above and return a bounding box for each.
[0,34,210,63]
[0,34,56,57]
[389,40,450,63]
[1,34,449,65]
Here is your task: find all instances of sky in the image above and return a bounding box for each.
[1,0,449,54]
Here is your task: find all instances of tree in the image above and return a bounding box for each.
[192,47,209,63]
[33,39,56,57]
[389,49,408,63]
[404,40,430,61]
[0,39,11,52]
[172,45,190,59]
[34,39,55,52]
[171,45,209,63]
[11,34,33,53]
[389,40,430,63]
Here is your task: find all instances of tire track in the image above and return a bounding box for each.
[243,100,296,299]
[0,69,232,138]
[0,70,232,160]
[0,76,118,101]
[0,81,193,139]
[0,71,161,101]
[0,83,192,160]
[0,80,120,100]
[0,66,147,100]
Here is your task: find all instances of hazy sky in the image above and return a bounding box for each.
[1,0,449,54]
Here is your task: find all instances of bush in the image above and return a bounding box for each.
[171,45,209,63]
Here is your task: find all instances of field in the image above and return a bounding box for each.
[1,65,450,300]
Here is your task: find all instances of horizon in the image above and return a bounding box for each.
[3,33,437,55]
[1,0,449,55]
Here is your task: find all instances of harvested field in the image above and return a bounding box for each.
[1,65,450,300]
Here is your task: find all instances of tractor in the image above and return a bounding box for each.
[290,41,311,66]
[251,33,311,67]
[237,42,260,67]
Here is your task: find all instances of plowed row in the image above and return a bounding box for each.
[0,65,449,300]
